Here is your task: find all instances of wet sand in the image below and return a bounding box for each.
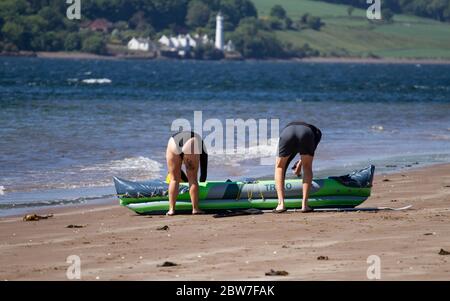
[1,164,449,280]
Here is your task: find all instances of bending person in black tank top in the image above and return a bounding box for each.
[274,121,322,213]
[166,131,208,216]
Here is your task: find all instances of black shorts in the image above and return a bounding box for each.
[278,123,321,157]
[170,131,208,182]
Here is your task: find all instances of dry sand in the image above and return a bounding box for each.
[1,164,449,280]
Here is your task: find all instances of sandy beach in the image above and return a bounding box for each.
[0,164,449,281]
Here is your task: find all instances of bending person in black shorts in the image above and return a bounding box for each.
[166,131,208,216]
[274,121,322,213]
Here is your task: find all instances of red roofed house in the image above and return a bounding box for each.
[88,19,112,33]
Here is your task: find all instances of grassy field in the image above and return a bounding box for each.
[254,0,450,58]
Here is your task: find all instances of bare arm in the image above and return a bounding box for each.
[293,160,302,177]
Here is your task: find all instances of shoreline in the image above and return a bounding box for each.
[2,51,450,64]
[0,159,446,218]
[1,163,449,280]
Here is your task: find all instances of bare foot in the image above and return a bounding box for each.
[301,206,314,213]
[192,209,205,215]
[273,204,287,213]
[166,210,175,216]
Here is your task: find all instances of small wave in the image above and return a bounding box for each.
[0,186,5,196]
[209,138,278,166]
[80,156,162,173]
[3,157,162,194]
[371,125,384,132]
[430,134,450,141]
[82,78,112,84]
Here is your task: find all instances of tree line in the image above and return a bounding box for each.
[0,0,322,58]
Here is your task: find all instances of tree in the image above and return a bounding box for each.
[130,11,147,30]
[229,17,285,58]
[82,34,107,54]
[194,43,224,60]
[284,17,293,29]
[114,21,129,31]
[284,42,319,58]
[220,0,258,29]
[308,16,324,30]
[382,8,395,22]
[270,5,287,19]
[24,15,48,34]
[1,21,26,49]
[64,32,82,51]
[38,7,64,30]
[186,0,211,28]
[144,0,189,31]
[42,31,65,51]
[0,0,30,18]
[297,14,324,31]
[268,4,292,29]
[266,17,283,30]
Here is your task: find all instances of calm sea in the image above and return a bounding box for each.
[1,57,449,215]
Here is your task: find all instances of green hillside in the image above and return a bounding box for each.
[254,0,450,58]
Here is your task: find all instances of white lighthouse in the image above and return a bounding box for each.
[215,12,224,51]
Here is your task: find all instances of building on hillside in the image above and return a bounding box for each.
[158,34,200,57]
[159,34,198,50]
[158,35,172,48]
[128,37,157,52]
[194,34,213,45]
[88,18,112,33]
[224,40,235,52]
[156,13,233,57]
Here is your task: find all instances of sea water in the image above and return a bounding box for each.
[0,57,449,216]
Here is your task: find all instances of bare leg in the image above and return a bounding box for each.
[300,154,314,212]
[182,137,203,214]
[274,156,289,211]
[166,138,182,216]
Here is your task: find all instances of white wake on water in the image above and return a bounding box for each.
[81,78,112,84]
[81,156,162,173]
[208,138,278,166]
[0,186,5,195]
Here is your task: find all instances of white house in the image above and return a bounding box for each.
[224,40,235,52]
[155,13,232,56]
[128,37,151,51]
[158,35,172,48]
[194,33,212,45]
[186,34,197,48]
[159,34,198,51]
[170,37,180,49]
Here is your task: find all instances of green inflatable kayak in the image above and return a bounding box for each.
[113,165,375,214]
